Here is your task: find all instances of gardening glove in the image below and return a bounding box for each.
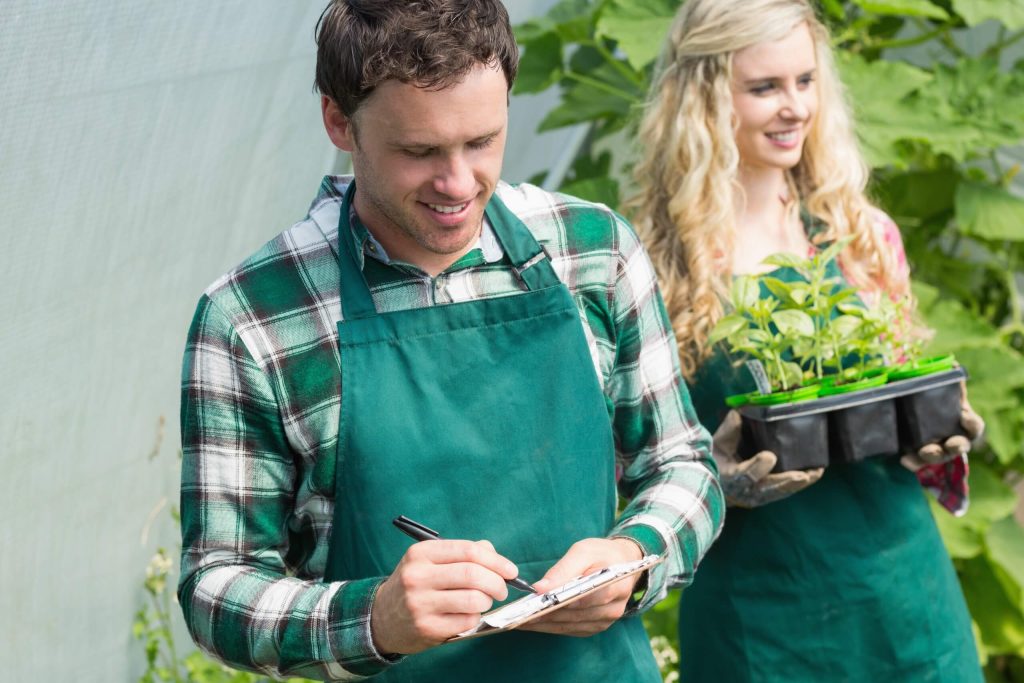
[900,382,985,471]
[713,410,824,508]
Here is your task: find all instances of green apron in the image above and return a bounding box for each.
[677,264,981,682]
[324,183,661,682]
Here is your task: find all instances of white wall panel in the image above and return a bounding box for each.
[0,0,568,678]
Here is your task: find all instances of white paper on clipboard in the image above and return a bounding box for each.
[449,554,663,641]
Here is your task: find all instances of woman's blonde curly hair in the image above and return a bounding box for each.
[626,0,910,380]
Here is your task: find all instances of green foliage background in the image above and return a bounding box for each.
[515,1,1024,680]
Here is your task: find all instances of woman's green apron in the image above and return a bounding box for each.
[677,262,981,682]
[323,183,661,682]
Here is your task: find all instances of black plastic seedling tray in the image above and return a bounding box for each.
[737,367,967,472]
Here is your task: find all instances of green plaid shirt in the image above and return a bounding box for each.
[179,176,724,680]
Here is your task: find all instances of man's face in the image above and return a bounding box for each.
[323,64,508,275]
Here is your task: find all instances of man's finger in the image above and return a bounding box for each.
[407,539,518,579]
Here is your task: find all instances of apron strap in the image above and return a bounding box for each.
[484,193,562,292]
[337,182,563,320]
[337,182,378,321]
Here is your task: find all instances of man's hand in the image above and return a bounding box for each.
[714,410,823,507]
[901,382,985,471]
[516,537,643,637]
[370,540,519,655]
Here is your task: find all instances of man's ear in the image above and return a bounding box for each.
[322,96,356,152]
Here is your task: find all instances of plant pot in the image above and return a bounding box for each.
[823,373,899,464]
[738,399,830,473]
[747,384,821,406]
[818,373,888,397]
[736,367,968,471]
[887,354,957,381]
[892,367,967,452]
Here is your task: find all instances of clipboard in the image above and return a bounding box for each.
[449,554,663,640]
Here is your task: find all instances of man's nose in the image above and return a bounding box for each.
[433,153,475,198]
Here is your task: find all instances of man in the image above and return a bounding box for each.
[178,1,723,680]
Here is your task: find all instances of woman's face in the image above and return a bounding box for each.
[730,22,818,172]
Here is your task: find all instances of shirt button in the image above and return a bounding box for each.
[366,242,377,252]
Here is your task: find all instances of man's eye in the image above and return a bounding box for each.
[403,148,432,158]
[468,137,494,150]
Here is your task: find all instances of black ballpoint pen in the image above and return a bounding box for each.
[392,515,537,594]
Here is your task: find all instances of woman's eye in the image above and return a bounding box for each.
[798,75,815,88]
[750,83,775,95]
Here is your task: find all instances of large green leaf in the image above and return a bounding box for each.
[515,32,564,94]
[914,282,999,353]
[596,0,679,70]
[930,497,985,558]
[980,405,1024,464]
[772,309,815,337]
[876,169,959,223]
[951,0,1024,30]
[987,516,1024,603]
[960,555,1024,655]
[515,0,597,43]
[955,346,1024,397]
[837,54,935,166]
[956,181,1024,242]
[961,462,1018,529]
[558,176,621,208]
[854,0,949,19]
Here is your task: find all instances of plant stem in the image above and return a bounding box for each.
[871,26,945,51]
[985,28,1024,58]
[561,70,641,104]
[582,39,646,87]
[158,589,184,682]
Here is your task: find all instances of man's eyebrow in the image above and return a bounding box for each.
[390,128,505,149]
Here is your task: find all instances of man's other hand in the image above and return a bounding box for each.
[516,537,643,637]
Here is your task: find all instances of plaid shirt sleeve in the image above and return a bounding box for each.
[599,212,725,610]
[179,293,397,681]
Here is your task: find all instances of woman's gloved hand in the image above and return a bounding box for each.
[713,410,824,508]
[900,383,985,471]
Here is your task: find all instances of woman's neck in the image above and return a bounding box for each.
[731,164,810,274]
[736,165,789,234]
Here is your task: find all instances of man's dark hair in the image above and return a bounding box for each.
[314,0,519,118]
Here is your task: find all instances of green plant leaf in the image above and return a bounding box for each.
[980,405,1024,464]
[914,281,1000,353]
[930,497,985,558]
[837,53,934,166]
[761,252,809,272]
[772,309,815,337]
[987,515,1024,602]
[960,554,1024,655]
[830,314,863,339]
[876,169,960,223]
[710,314,749,343]
[559,176,621,207]
[732,276,761,311]
[514,32,564,94]
[854,0,950,19]
[962,461,1018,529]
[596,0,679,70]
[955,181,1024,242]
[761,277,797,304]
[951,0,1024,30]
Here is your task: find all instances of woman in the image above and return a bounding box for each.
[628,1,984,680]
